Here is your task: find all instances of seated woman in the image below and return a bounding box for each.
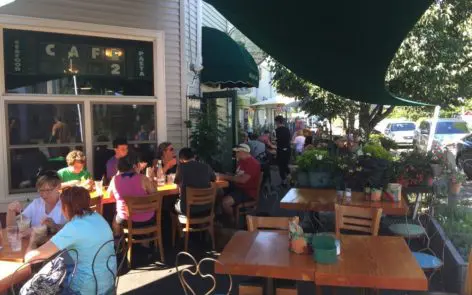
[25,187,116,295]
[57,150,92,189]
[108,155,157,233]
[154,142,177,175]
[7,172,66,232]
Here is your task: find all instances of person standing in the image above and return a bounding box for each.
[106,138,129,181]
[274,116,291,184]
[292,130,306,156]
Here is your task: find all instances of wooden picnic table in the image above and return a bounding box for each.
[216,231,427,294]
[0,229,32,293]
[91,180,229,205]
[280,188,409,216]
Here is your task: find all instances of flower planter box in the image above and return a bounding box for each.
[424,216,468,293]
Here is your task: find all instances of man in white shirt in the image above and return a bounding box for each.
[7,172,67,234]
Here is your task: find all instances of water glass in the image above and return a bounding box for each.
[17,216,31,238]
[94,181,103,196]
[167,173,176,184]
[7,226,21,252]
[0,221,3,251]
[344,188,352,202]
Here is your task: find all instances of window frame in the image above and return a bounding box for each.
[0,15,167,199]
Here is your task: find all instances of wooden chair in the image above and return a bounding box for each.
[171,183,217,252]
[234,172,264,228]
[246,215,290,232]
[243,215,295,295]
[89,195,103,215]
[335,204,382,237]
[123,193,164,266]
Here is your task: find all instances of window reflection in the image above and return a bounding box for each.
[92,104,155,142]
[9,146,83,192]
[7,103,84,145]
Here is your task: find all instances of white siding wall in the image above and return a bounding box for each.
[0,0,187,147]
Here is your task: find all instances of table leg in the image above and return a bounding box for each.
[265,278,275,295]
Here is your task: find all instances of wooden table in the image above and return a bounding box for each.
[216,231,427,294]
[0,229,31,293]
[315,235,428,291]
[92,180,229,205]
[280,188,409,216]
[216,231,316,282]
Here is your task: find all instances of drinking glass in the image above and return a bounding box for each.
[17,216,31,238]
[7,226,21,252]
[167,174,176,184]
[94,181,103,196]
[0,221,4,251]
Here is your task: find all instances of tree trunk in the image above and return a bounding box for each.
[328,117,333,139]
[358,103,371,140]
[358,103,395,140]
[348,110,356,133]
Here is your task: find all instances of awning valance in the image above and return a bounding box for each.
[205,0,433,106]
[202,27,259,88]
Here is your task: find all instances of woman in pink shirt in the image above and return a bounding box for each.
[109,155,157,234]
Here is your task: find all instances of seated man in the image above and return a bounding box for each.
[247,133,266,162]
[219,144,261,224]
[174,148,216,216]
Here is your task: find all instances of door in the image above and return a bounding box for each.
[201,90,237,173]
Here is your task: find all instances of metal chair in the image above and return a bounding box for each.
[10,248,79,295]
[171,183,217,252]
[92,235,128,295]
[175,251,232,295]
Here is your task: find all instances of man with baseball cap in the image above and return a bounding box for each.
[218,143,261,225]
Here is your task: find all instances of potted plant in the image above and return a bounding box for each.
[295,154,311,187]
[371,187,382,202]
[428,144,446,177]
[336,154,362,192]
[447,169,467,195]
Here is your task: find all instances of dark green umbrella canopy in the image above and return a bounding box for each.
[202,27,259,88]
[206,0,433,106]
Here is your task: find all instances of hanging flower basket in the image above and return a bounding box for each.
[430,164,443,177]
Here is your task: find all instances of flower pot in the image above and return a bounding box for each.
[449,182,462,195]
[308,171,331,188]
[371,190,382,202]
[297,171,310,187]
[430,164,443,177]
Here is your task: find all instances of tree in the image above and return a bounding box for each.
[386,0,472,111]
[271,0,472,137]
[270,61,394,138]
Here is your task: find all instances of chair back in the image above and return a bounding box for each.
[465,250,471,295]
[335,204,382,237]
[176,252,232,295]
[255,172,264,200]
[90,196,103,215]
[92,236,128,295]
[123,193,162,229]
[185,183,217,217]
[11,248,79,295]
[246,215,289,232]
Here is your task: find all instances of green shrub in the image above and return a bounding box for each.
[369,134,398,151]
[363,142,393,161]
[296,148,333,172]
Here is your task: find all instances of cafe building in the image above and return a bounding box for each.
[0,0,202,208]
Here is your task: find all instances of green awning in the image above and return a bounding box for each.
[202,27,259,88]
[205,0,433,106]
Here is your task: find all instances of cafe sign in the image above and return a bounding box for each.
[4,29,153,80]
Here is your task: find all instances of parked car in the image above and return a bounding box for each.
[384,121,416,146]
[456,133,472,179]
[414,119,470,152]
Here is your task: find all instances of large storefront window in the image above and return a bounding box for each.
[4,29,154,96]
[92,104,156,179]
[7,103,85,192]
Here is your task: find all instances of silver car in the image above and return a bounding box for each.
[414,119,470,152]
[384,121,416,146]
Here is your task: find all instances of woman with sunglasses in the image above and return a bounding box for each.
[154,142,177,175]
[6,172,66,231]
[58,150,92,189]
